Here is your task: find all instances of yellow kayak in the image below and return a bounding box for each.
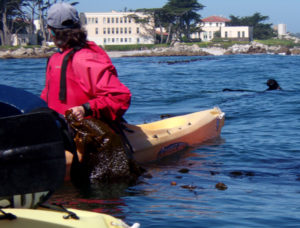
[0,207,140,228]
[124,107,225,163]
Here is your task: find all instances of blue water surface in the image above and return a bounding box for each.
[1,54,300,227]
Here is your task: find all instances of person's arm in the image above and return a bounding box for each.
[72,53,131,121]
[40,58,52,102]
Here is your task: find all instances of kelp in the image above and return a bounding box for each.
[65,110,143,184]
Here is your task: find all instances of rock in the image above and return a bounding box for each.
[201,47,227,56]
[267,45,282,54]
[291,47,300,55]
[276,46,291,55]
[25,48,34,55]
[228,44,251,54]
[247,46,267,54]
[0,41,299,59]
[11,47,27,56]
[0,47,55,59]
[0,50,12,58]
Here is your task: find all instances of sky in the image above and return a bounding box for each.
[74,0,300,33]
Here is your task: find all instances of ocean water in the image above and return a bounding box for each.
[1,54,300,227]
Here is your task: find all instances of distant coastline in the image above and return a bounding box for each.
[1,41,300,59]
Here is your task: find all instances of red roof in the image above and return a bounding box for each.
[202,16,230,23]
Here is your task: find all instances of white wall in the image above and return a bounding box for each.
[221,26,253,41]
[80,11,155,46]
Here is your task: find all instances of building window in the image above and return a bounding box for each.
[120,17,123,23]
[108,28,110,34]
[129,27,132,34]
[108,38,111,43]
[103,17,106,24]
[137,38,140,43]
[104,38,107,44]
[116,28,119,34]
[120,28,123,34]
[225,31,228,38]
[125,27,127,34]
[242,31,245,37]
[112,28,115,34]
[129,18,132,23]
[238,31,241,38]
[107,17,110,23]
[95,28,98,35]
[124,17,127,23]
[103,28,106,34]
[95,17,98,24]
[112,38,115,43]
[125,38,127,42]
[116,18,119,23]
[112,17,114,23]
[136,27,140,34]
[120,38,123,43]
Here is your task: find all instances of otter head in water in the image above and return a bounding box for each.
[266,79,281,90]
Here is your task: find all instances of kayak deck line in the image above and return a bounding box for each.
[123,107,225,163]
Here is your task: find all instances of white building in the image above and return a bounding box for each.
[80,11,155,46]
[191,16,253,42]
[277,24,287,37]
[221,26,253,41]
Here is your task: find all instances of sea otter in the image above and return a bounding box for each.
[223,79,282,92]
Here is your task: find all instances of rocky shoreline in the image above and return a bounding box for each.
[1,41,300,59]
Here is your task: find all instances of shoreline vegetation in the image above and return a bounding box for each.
[1,39,300,59]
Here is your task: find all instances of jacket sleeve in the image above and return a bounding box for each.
[40,58,52,102]
[72,53,131,121]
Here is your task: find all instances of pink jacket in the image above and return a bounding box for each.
[41,42,131,121]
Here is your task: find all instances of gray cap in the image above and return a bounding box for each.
[47,2,80,29]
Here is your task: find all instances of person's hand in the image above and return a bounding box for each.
[69,106,85,121]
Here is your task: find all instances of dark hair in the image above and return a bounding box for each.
[49,26,88,49]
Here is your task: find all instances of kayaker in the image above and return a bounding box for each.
[41,2,131,122]
[40,2,132,178]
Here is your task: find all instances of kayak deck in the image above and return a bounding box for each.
[1,208,139,228]
[124,107,225,163]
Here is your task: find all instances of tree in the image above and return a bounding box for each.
[0,0,25,45]
[228,12,275,39]
[136,0,204,43]
[162,0,204,42]
[135,7,173,44]
[0,0,78,46]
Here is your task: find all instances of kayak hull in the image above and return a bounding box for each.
[124,107,225,163]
